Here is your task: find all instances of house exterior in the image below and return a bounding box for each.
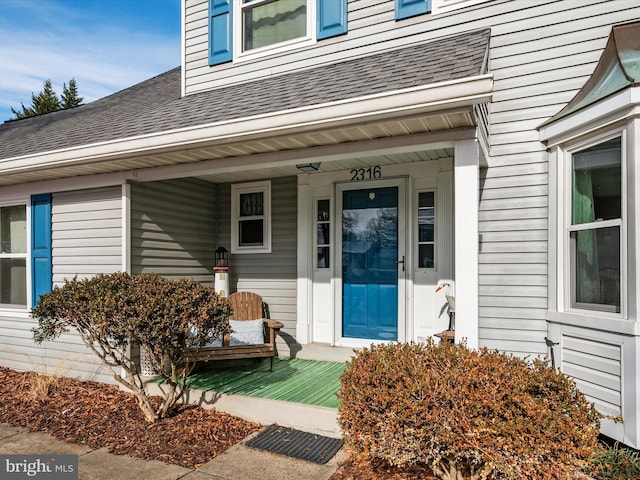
[1,0,640,447]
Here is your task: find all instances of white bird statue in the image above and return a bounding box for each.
[435,282,455,331]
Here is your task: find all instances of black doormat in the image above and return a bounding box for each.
[245,424,343,464]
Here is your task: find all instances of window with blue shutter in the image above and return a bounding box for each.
[209,0,233,65]
[317,0,347,40]
[396,0,431,20]
[209,0,347,65]
[31,194,52,307]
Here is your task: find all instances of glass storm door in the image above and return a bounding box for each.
[341,186,399,340]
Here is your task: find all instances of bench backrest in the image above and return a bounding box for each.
[228,291,264,321]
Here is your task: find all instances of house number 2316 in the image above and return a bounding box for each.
[350,166,381,181]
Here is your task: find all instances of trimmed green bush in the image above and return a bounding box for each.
[338,341,601,480]
[32,272,232,422]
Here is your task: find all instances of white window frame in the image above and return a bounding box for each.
[0,200,29,310]
[416,189,436,270]
[432,0,492,15]
[314,197,330,270]
[231,180,272,254]
[234,0,315,62]
[562,130,626,318]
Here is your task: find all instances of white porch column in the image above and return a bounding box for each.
[454,139,479,349]
[121,182,131,273]
[296,178,312,344]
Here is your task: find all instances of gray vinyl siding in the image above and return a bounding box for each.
[478,161,549,356]
[130,178,217,285]
[0,310,114,383]
[479,1,640,357]
[561,335,622,418]
[46,186,123,382]
[217,176,298,348]
[0,312,41,373]
[0,186,124,384]
[52,186,123,284]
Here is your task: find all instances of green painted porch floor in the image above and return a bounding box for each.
[185,358,346,409]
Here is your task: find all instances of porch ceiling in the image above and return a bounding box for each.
[195,147,456,184]
[0,108,470,186]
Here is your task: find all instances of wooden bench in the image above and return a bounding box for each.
[434,329,455,344]
[190,291,284,371]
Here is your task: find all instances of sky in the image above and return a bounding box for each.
[0,0,181,122]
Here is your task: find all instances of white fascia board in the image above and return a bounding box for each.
[540,87,640,147]
[0,74,493,175]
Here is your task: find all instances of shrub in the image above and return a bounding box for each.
[338,341,601,480]
[32,272,232,422]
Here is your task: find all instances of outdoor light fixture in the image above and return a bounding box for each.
[214,246,229,268]
[213,246,229,298]
[296,162,321,172]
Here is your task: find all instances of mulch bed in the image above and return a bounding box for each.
[0,366,260,469]
[0,366,438,478]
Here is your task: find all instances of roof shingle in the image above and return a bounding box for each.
[0,29,490,161]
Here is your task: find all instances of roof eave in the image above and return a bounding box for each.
[539,86,640,147]
[0,74,493,177]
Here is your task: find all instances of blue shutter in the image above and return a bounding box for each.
[317,0,347,40]
[209,0,232,65]
[396,0,431,20]
[31,194,52,307]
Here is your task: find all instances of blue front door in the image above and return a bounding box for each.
[342,187,398,340]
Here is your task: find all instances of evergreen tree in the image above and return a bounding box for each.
[61,78,83,109]
[10,102,35,120]
[10,78,83,119]
[31,79,61,115]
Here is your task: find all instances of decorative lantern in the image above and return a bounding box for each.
[215,246,229,268]
[213,247,229,298]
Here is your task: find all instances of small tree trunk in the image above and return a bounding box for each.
[113,369,160,423]
[138,397,160,423]
[157,383,178,419]
[100,352,161,423]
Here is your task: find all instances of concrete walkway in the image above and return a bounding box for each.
[0,423,344,480]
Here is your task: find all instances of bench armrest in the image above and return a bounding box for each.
[263,318,284,345]
[263,318,284,330]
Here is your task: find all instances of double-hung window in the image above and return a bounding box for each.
[242,0,309,52]
[568,136,622,313]
[0,195,52,309]
[0,204,27,307]
[231,181,271,254]
[209,0,347,65]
